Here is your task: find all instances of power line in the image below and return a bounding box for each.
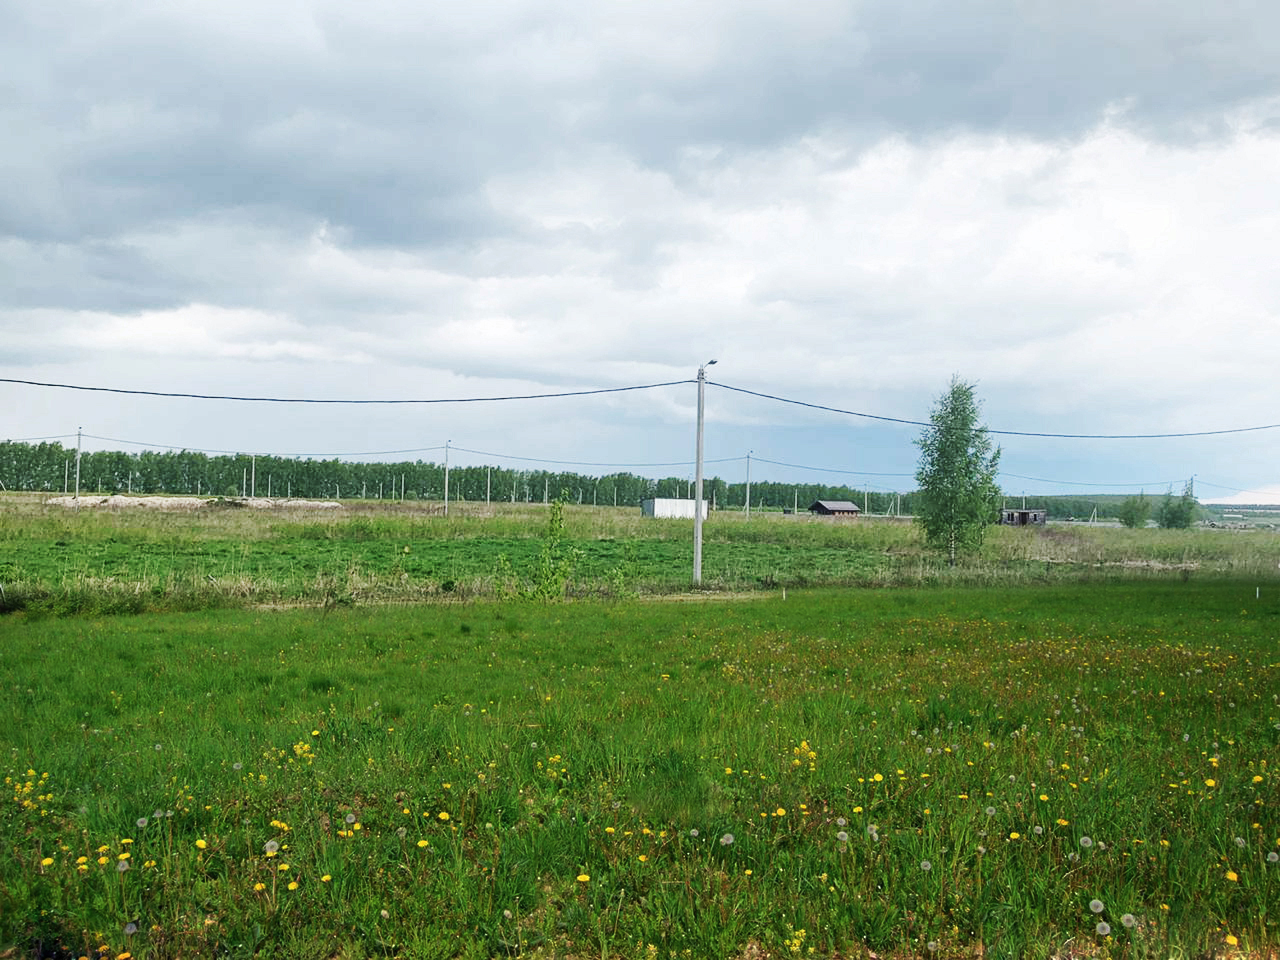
[710,381,1280,439]
[999,472,1182,489]
[752,455,914,478]
[6,374,1278,439]
[82,434,446,459]
[3,434,76,443]
[448,446,744,470]
[1,377,692,404]
[73,434,742,471]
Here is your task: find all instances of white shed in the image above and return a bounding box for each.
[641,498,708,519]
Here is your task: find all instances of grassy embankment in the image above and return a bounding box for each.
[3,581,1278,958]
[3,492,1280,614]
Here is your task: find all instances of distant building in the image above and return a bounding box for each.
[1000,508,1047,526]
[808,500,861,517]
[641,498,708,519]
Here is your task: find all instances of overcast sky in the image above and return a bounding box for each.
[3,0,1279,503]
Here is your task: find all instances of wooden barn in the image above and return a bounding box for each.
[808,500,861,517]
[1000,508,1047,526]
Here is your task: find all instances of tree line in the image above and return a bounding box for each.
[0,441,916,512]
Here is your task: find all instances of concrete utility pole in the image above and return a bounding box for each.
[745,450,752,518]
[486,466,491,506]
[444,440,451,517]
[74,428,82,501]
[693,359,717,585]
[251,455,256,498]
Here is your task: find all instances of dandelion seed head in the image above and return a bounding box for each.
[1089,899,1104,913]
[689,829,699,838]
[720,833,735,846]
[345,813,356,825]
[123,922,138,936]
[1033,825,1044,835]
[380,909,390,920]
[232,762,243,771]
[1236,837,1247,849]
[1096,922,1111,936]
[835,817,847,827]
[503,909,513,920]
[920,860,932,871]
[1121,914,1137,929]
[136,818,147,829]
[396,827,407,839]
[1080,836,1094,848]
[977,845,986,855]
[985,806,996,816]
[117,860,130,873]
[926,942,939,953]
[1267,851,1279,863]
[836,831,849,842]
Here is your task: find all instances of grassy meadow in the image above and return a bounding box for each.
[2,494,1279,957]
[3,492,1280,613]
[3,580,1279,958]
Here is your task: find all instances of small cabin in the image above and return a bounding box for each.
[1000,508,1047,526]
[808,500,861,517]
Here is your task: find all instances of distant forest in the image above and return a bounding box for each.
[0,439,1194,520]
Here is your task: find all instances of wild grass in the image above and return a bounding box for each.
[2,582,1277,958]
[3,493,1279,614]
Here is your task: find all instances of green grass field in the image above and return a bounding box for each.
[3,578,1277,958]
[4,493,1280,614]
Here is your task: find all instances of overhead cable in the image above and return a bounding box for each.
[709,382,1280,439]
[0,377,691,404]
[83,434,446,459]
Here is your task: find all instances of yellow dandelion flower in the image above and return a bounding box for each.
[576,873,590,882]
[438,812,450,821]
[873,773,884,782]
[1038,794,1048,801]
[776,807,786,817]
[253,882,266,892]
[40,857,54,867]
[287,881,298,890]
[638,855,648,862]
[1206,779,1216,788]
[195,839,207,850]
[745,869,753,876]
[321,874,332,882]
[97,856,108,865]
[605,827,615,834]
[417,839,429,848]
[1009,832,1020,840]
[853,806,863,813]
[1226,869,1238,882]
[1226,934,1238,946]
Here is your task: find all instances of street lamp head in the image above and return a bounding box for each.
[707,359,718,366]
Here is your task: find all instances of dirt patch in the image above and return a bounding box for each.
[45,495,343,511]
